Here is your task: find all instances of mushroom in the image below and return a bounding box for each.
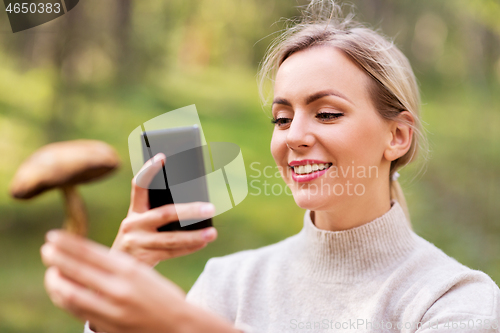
[9,140,120,236]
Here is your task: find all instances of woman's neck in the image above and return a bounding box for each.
[312,189,392,231]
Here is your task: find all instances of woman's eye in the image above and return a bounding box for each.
[271,117,292,127]
[316,112,343,121]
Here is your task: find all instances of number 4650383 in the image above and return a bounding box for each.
[6,2,62,14]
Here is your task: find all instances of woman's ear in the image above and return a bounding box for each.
[384,111,414,162]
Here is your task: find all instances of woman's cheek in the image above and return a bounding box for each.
[270,132,286,165]
[338,119,378,160]
[356,123,387,161]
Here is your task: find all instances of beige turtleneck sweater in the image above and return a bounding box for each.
[185,201,500,332]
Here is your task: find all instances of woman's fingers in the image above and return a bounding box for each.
[44,266,140,333]
[124,201,215,231]
[155,243,208,259]
[116,226,216,266]
[41,242,123,297]
[112,202,216,266]
[129,153,166,213]
[129,243,208,266]
[43,230,136,276]
[136,227,217,250]
[41,230,201,333]
[44,266,120,326]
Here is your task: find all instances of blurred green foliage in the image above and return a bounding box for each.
[0,0,499,331]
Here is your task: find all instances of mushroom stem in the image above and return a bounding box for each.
[61,186,87,236]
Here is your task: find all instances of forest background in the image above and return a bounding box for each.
[0,0,499,331]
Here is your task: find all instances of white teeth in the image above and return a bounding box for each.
[293,163,331,175]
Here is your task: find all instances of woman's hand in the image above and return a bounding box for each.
[41,230,239,333]
[112,153,217,267]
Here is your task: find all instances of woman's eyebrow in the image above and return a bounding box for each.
[272,97,292,107]
[305,90,354,105]
[272,90,354,107]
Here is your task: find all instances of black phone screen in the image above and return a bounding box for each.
[140,126,212,231]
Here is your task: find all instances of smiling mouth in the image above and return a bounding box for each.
[290,163,333,175]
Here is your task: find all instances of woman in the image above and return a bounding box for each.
[41,1,500,332]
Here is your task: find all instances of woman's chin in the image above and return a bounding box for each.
[291,191,334,211]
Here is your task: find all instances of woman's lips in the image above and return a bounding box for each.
[290,166,330,182]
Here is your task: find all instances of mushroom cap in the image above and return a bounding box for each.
[10,140,121,199]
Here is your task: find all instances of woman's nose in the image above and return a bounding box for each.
[285,114,315,150]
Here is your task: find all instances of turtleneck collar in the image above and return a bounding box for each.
[291,200,418,283]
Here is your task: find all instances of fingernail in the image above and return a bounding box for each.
[154,153,165,163]
[46,230,58,242]
[200,203,215,216]
[202,228,216,241]
[41,243,54,257]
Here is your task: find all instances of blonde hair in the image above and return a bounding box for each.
[258,0,428,225]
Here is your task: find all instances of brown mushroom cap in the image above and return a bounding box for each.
[10,140,120,199]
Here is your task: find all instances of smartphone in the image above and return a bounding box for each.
[140,125,213,231]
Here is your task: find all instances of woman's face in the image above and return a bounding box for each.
[270,46,393,212]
